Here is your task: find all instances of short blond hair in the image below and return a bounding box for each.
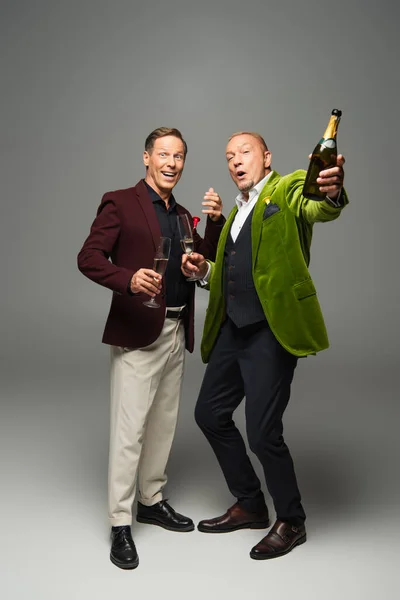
[228,131,268,152]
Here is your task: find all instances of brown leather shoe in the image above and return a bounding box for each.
[250,520,306,560]
[198,503,270,533]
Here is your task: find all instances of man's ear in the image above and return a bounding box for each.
[264,150,272,169]
[143,151,149,167]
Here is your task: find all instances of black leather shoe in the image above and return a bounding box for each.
[136,500,194,532]
[110,525,139,570]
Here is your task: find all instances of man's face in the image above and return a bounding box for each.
[225,134,271,194]
[144,135,185,197]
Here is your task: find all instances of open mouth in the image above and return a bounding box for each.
[162,171,176,179]
[236,171,246,179]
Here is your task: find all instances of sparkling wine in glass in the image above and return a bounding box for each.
[180,237,194,255]
[177,214,197,281]
[143,236,171,308]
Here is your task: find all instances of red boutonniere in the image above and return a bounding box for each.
[193,216,201,229]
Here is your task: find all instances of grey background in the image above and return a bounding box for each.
[1,0,398,598]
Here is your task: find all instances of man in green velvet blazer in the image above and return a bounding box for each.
[182,131,347,560]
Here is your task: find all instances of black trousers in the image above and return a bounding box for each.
[195,318,306,525]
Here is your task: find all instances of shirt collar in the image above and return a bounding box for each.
[144,180,176,209]
[235,172,272,209]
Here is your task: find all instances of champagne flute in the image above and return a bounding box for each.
[177,214,197,281]
[143,236,171,308]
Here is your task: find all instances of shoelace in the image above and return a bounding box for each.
[114,528,133,543]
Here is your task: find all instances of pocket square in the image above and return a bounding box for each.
[263,203,280,219]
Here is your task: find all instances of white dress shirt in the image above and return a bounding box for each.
[230,172,272,242]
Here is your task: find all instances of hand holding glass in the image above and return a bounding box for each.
[143,236,171,308]
[177,214,196,281]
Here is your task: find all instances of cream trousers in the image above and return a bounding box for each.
[108,312,185,526]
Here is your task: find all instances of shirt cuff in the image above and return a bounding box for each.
[198,261,211,286]
[325,189,344,208]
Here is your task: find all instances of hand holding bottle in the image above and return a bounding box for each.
[314,154,345,200]
[303,109,343,201]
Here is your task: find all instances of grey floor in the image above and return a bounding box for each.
[1,318,398,600]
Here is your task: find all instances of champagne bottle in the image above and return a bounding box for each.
[303,109,342,201]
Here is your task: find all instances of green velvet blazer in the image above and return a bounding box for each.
[201,169,348,363]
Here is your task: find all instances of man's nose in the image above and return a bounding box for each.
[167,156,176,167]
[233,156,242,167]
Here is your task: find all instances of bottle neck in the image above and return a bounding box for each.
[322,115,340,141]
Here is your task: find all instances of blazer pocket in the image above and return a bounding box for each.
[263,203,280,220]
[293,278,316,300]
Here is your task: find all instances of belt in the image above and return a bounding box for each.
[166,307,187,320]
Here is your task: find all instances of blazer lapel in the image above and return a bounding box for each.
[135,179,162,252]
[251,171,281,268]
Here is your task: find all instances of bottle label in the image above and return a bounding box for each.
[320,138,336,149]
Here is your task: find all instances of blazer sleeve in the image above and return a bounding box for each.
[77,195,134,295]
[283,170,349,225]
[192,215,226,260]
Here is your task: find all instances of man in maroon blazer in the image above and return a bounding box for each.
[78,127,224,569]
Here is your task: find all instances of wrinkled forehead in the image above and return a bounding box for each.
[225,134,261,154]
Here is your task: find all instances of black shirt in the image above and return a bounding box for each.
[144,181,192,307]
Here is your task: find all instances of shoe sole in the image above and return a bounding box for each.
[197,519,270,534]
[249,533,307,560]
[110,554,139,570]
[136,516,195,532]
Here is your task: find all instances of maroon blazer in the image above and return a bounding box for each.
[77,179,224,351]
